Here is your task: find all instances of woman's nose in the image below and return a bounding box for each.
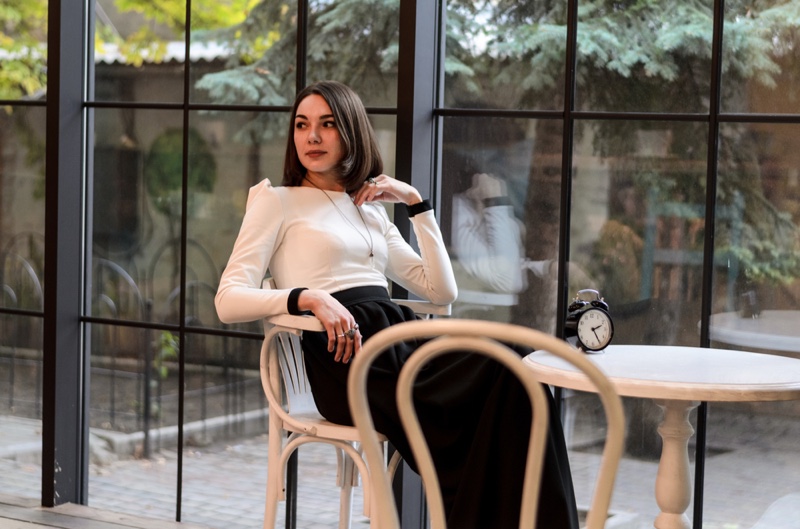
[308,126,321,143]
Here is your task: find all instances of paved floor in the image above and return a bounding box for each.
[2,404,800,529]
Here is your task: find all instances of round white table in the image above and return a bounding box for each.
[708,310,800,354]
[523,344,800,529]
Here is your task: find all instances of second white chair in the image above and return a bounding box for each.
[348,318,625,529]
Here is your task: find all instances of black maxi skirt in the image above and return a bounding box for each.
[301,286,579,529]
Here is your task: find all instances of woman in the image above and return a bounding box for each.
[215,80,578,529]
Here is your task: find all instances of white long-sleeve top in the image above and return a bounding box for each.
[451,194,527,294]
[215,180,458,323]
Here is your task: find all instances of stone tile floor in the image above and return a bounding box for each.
[2,407,800,529]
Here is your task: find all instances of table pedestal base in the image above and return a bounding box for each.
[654,399,699,529]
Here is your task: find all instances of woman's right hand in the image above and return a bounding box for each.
[297,289,362,363]
[353,174,423,207]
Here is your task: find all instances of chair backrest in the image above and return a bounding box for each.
[348,318,625,529]
[259,313,328,439]
[640,189,744,308]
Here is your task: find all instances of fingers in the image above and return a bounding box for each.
[354,174,419,206]
[353,175,384,206]
[341,326,362,364]
[329,321,361,363]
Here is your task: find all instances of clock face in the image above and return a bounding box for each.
[576,308,614,351]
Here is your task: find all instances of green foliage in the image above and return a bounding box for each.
[0,0,47,99]
[154,331,179,379]
[94,0,254,66]
[195,0,401,139]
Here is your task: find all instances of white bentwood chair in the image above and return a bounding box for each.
[347,318,625,529]
[259,280,450,529]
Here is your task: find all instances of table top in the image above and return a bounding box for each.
[708,310,800,353]
[523,344,800,402]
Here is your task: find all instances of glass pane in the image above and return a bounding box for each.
[1,106,46,311]
[575,0,713,113]
[721,0,800,114]
[0,105,46,501]
[706,130,799,525]
[571,120,709,346]
[440,115,563,331]
[305,0,399,107]
[370,114,397,177]
[567,120,709,523]
[179,335,269,528]
[186,109,288,332]
[0,311,44,500]
[711,122,800,347]
[0,1,48,101]
[91,108,185,324]
[444,0,567,110]
[705,400,800,527]
[94,0,186,103]
[190,0,298,106]
[89,325,179,520]
[567,394,677,525]
[88,323,179,515]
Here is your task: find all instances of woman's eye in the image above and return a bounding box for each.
[295,122,306,129]
[323,121,336,128]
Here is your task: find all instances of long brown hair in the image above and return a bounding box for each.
[282,80,383,193]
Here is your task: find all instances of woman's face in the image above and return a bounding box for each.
[294,94,344,183]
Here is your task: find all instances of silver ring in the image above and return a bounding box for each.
[337,333,345,339]
[345,327,357,338]
[368,177,376,185]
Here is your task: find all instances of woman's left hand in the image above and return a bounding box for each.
[353,174,422,207]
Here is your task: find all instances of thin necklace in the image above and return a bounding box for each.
[305,177,374,258]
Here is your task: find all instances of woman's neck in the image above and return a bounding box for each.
[303,173,345,192]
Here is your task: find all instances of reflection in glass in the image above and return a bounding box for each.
[721,1,800,114]
[440,115,563,331]
[572,120,708,346]
[575,0,713,113]
[714,123,800,328]
[444,0,566,110]
[190,0,299,105]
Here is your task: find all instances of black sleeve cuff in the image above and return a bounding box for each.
[483,196,512,208]
[407,199,433,217]
[287,287,308,315]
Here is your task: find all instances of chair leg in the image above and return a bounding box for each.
[337,451,355,529]
[264,419,283,529]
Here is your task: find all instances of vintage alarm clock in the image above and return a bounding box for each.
[564,289,614,352]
